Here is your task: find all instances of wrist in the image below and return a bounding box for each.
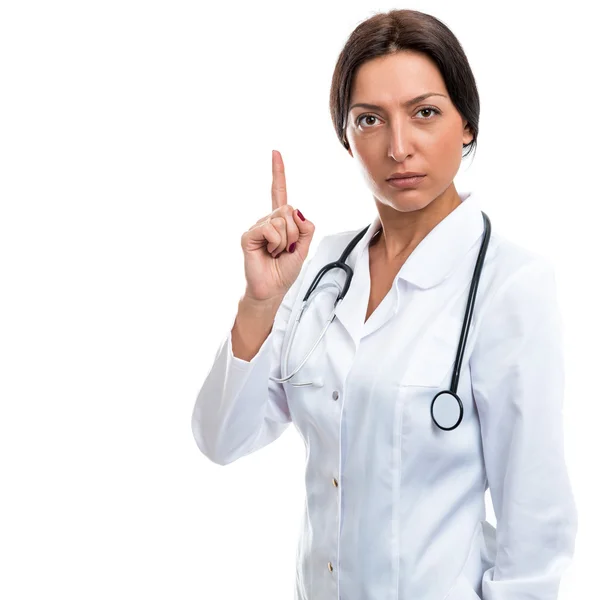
[239,292,286,312]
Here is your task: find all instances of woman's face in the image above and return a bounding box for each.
[345,50,473,212]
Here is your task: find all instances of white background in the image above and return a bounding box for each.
[0,1,596,598]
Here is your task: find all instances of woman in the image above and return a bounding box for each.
[191,9,577,600]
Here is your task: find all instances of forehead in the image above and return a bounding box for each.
[350,51,447,105]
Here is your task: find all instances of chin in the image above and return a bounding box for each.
[385,197,429,213]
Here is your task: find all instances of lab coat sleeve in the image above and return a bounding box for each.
[470,258,578,600]
[191,252,316,466]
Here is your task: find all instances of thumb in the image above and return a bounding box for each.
[292,209,315,255]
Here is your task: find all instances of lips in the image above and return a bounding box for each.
[387,175,426,188]
[387,173,425,180]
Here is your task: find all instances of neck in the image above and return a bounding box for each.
[370,189,463,264]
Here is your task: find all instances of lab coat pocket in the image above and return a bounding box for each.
[401,315,464,388]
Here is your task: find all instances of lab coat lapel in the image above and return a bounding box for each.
[325,190,484,348]
[329,216,382,348]
[397,190,484,290]
[331,253,370,347]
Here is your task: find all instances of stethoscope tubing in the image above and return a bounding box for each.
[271,211,491,430]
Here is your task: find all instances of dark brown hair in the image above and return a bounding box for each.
[329,9,480,160]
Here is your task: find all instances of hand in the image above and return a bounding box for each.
[240,150,315,302]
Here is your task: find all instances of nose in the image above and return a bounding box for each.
[387,122,413,162]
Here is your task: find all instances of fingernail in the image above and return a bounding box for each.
[289,242,296,253]
[296,209,305,221]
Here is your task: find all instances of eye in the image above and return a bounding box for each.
[356,106,441,129]
[356,114,381,128]
[416,106,441,119]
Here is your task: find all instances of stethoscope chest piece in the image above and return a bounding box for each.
[430,390,464,431]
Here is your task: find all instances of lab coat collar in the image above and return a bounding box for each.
[351,189,484,290]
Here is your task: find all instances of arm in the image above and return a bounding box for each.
[191,254,316,466]
[231,294,285,363]
[470,258,578,600]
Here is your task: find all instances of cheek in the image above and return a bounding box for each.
[429,131,464,170]
[355,151,381,184]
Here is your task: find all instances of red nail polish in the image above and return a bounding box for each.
[296,209,305,221]
[289,242,296,253]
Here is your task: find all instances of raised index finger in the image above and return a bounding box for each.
[271,149,288,211]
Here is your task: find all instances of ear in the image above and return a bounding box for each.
[344,137,353,157]
[462,122,474,146]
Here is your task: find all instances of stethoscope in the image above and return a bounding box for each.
[270,210,491,431]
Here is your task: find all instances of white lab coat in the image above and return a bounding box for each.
[191,190,578,600]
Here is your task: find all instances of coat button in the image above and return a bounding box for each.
[332,390,339,400]
[332,477,338,487]
[328,561,334,572]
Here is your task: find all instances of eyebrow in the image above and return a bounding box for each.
[349,93,448,112]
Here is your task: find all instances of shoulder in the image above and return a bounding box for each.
[471,229,560,349]
[481,229,556,302]
[293,225,370,300]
